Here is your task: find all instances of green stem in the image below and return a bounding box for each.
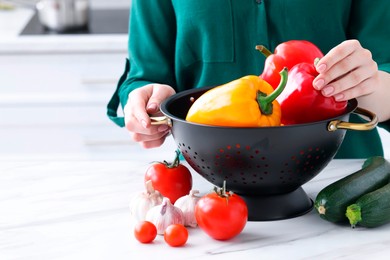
[214,180,231,205]
[346,204,362,228]
[214,180,228,197]
[164,149,181,168]
[314,57,321,66]
[257,67,288,115]
[255,45,272,58]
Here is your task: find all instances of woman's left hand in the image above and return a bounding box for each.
[312,39,390,122]
[312,39,379,102]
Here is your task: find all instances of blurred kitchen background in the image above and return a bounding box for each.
[0,0,153,161]
[0,0,389,161]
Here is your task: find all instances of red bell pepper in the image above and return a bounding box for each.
[276,62,348,125]
[257,40,324,89]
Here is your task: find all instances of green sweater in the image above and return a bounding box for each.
[107,0,390,158]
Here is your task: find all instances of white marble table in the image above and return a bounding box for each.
[1,150,390,260]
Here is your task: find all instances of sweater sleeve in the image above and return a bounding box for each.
[118,0,177,108]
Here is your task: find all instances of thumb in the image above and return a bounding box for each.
[146,84,176,115]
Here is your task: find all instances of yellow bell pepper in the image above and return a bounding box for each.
[186,68,287,127]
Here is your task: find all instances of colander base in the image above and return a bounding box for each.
[237,187,313,221]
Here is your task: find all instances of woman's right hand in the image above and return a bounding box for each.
[123,83,176,148]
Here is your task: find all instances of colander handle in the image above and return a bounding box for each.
[150,116,172,127]
[327,107,378,132]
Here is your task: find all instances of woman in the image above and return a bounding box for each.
[107,0,390,158]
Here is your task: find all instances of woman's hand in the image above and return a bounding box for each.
[313,39,390,121]
[124,84,176,148]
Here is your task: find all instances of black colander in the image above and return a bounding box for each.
[153,87,377,221]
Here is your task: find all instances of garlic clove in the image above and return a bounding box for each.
[146,197,184,235]
[174,190,200,228]
[129,180,163,222]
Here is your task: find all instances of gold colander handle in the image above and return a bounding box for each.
[327,107,378,132]
[150,116,172,127]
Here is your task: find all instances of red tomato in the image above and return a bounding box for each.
[145,150,192,204]
[195,184,248,240]
[134,221,157,244]
[164,224,188,247]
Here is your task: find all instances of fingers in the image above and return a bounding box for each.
[146,85,176,114]
[132,131,171,149]
[126,110,171,149]
[124,83,176,148]
[313,40,379,101]
[126,86,152,129]
[315,40,361,73]
[317,65,376,101]
[124,108,169,136]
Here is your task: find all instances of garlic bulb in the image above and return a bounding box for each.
[129,180,163,222]
[146,197,184,235]
[174,190,200,228]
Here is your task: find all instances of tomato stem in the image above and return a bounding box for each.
[214,180,233,202]
[164,149,181,168]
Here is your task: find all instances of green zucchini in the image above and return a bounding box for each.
[314,156,390,223]
[346,182,390,228]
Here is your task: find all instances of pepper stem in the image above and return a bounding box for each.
[257,67,288,115]
[314,57,321,66]
[255,45,272,58]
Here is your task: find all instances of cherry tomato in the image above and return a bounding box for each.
[164,224,188,247]
[195,182,248,240]
[134,221,157,243]
[145,150,192,204]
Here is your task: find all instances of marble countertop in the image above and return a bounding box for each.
[1,147,390,260]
